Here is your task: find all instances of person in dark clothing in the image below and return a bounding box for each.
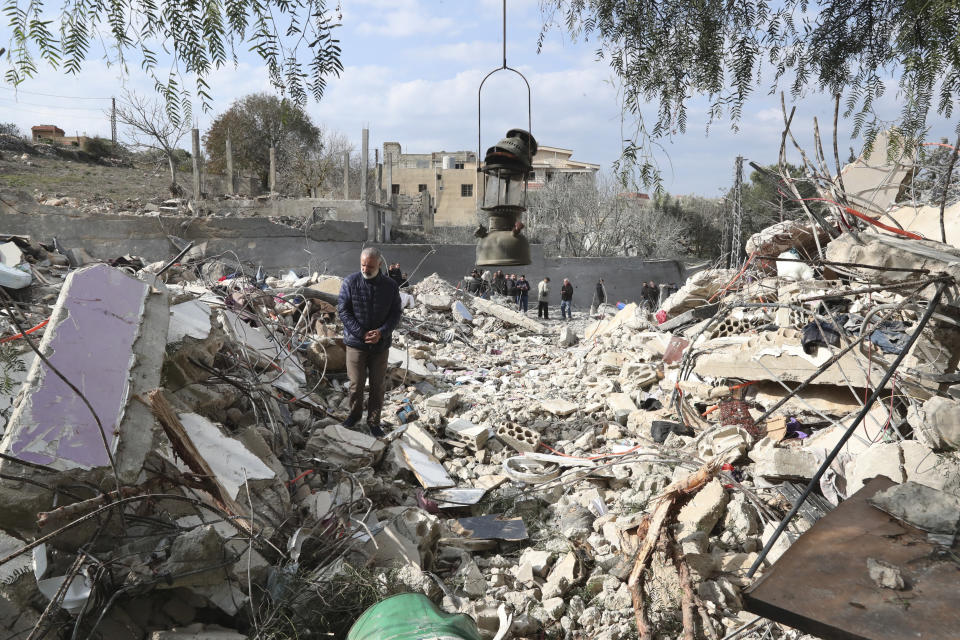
[506,274,517,300]
[400,272,410,288]
[642,281,657,309]
[493,270,506,295]
[516,275,530,312]
[337,247,403,436]
[388,263,403,287]
[595,279,606,305]
[560,278,574,320]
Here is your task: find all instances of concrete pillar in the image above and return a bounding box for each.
[360,128,369,203]
[225,135,234,195]
[342,151,350,200]
[191,128,200,206]
[376,149,382,204]
[269,146,276,193]
[385,152,393,207]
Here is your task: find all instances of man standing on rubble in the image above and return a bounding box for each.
[537,276,551,319]
[337,247,402,437]
[560,278,573,320]
[516,275,530,312]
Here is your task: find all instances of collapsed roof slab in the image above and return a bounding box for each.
[0,264,168,530]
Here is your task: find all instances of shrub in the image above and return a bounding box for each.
[0,123,22,137]
[83,136,114,159]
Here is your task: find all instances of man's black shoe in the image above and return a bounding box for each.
[341,415,358,429]
[367,422,386,438]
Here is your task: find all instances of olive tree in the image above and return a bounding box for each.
[540,0,960,189]
[3,0,342,121]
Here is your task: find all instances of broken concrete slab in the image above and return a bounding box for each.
[837,129,915,215]
[1,264,167,473]
[451,300,473,323]
[660,269,737,316]
[0,264,168,530]
[693,329,888,389]
[177,413,277,500]
[869,481,960,538]
[306,425,386,472]
[910,395,960,450]
[677,479,728,538]
[397,441,455,489]
[540,398,579,417]
[401,424,447,461]
[585,303,638,340]
[471,296,545,333]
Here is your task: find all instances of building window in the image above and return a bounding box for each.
[461,184,473,197]
[455,161,464,169]
[391,184,400,194]
[418,184,427,192]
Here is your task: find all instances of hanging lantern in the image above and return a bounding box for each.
[475,129,537,266]
[475,2,535,267]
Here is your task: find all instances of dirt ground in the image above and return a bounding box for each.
[0,143,178,205]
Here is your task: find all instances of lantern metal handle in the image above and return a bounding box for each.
[477,0,533,172]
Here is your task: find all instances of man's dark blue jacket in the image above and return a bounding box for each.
[337,271,403,353]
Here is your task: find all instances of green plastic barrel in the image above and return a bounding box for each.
[346,593,484,640]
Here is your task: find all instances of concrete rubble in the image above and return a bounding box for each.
[0,149,959,640]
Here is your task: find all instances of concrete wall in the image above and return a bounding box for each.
[0,191,684,305]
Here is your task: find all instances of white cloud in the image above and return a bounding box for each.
[351,0,460,37]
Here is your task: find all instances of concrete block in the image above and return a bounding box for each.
[541,398,579,417]
[606,393,636,425]
[558,324,578,346]
[912,396,960,450]
[677,479,728,537]
[425,391,460,411]
[753,447,820,482]
[421,293,452,311]
[445,418,489,450]
[869,481,960,536]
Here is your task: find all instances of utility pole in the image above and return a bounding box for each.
[225,131,234,195]
[730,155,744,269]
[110,97,116,148]
[191,128,201,209]
[269,146,276,193]
[360,128,369,203]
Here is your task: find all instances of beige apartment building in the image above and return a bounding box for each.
[383,142,599,227]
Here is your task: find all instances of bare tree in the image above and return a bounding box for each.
[278,128,355,197]
[114,89,190,194]
[526,173,689,258]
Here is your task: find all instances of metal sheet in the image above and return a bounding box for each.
[453,514,528,541]
[744,476,960,640]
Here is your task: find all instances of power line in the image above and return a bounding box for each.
[0,102,106,122]
[0,95,107,112]
[0,85,110,100]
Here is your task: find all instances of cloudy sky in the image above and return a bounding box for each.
[1,0,953,195]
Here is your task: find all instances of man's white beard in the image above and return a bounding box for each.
[361,271,376,280]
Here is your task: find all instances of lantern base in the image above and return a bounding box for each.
[476,230,531,266]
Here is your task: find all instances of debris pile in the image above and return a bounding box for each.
[0,131,959,640]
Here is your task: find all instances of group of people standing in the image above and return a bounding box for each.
[464,270,577,320]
